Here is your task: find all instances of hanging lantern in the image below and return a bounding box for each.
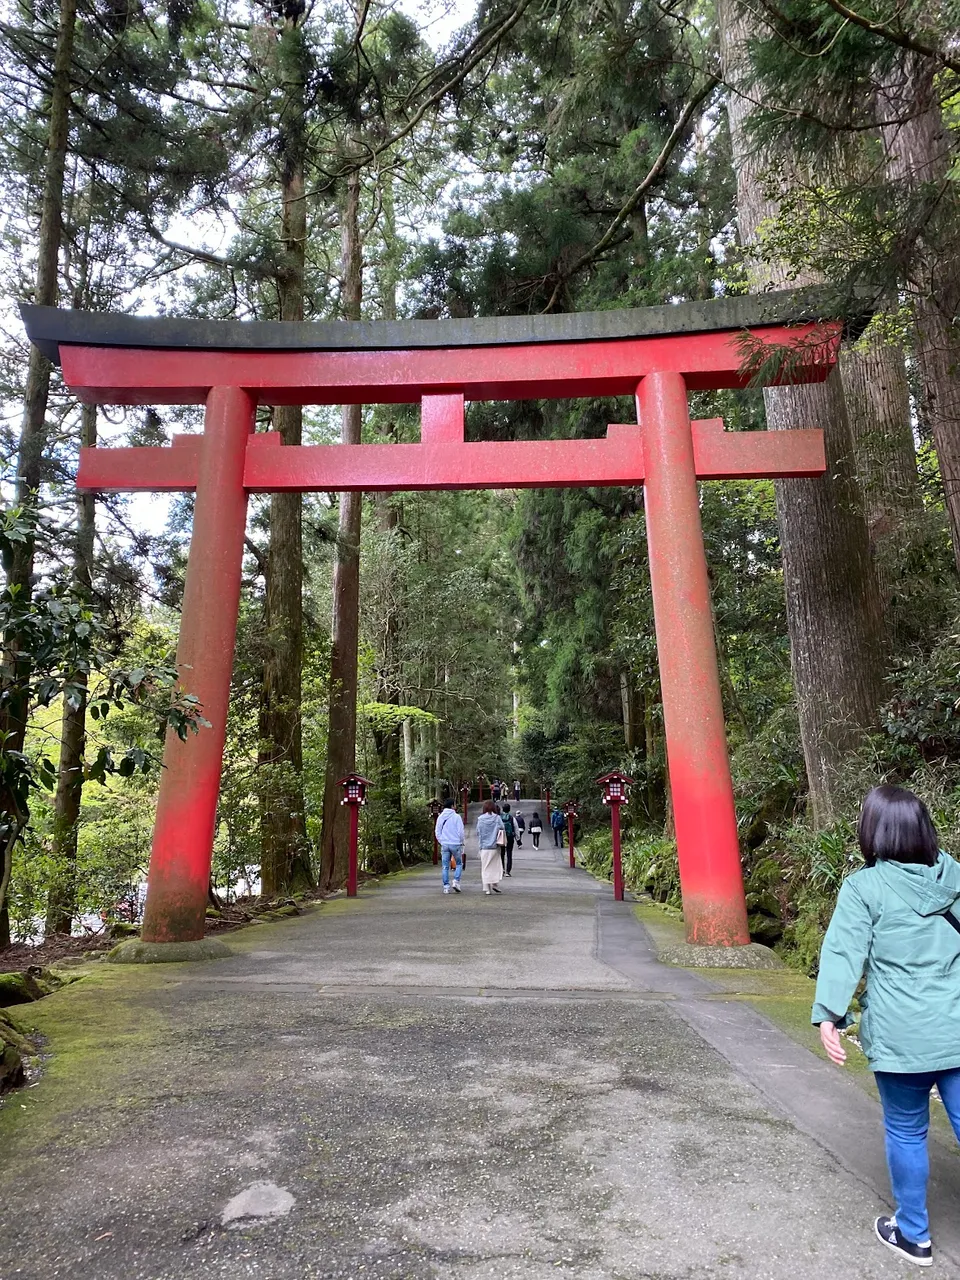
[338,773,371,806]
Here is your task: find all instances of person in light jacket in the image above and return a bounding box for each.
[434,798,465,895]
[813,785,960,1268]
[476,800,505,896]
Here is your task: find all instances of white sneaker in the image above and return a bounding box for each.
[452,882,461,893]
[443,886,450,894]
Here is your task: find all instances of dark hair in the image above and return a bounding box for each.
[858,785,939,867]
[482,799,496,814]
[443,798,455,809]
[502,802,510,812]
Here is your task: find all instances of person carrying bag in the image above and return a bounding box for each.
[478,801,506,896]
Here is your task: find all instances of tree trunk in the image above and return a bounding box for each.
[45,403,96,936]
[840,336,921,603]
[0,0,78,948]
[719,0,885,825]
[402,717,414,803]
[11,0,77,586]
[258,8,312,898]
[620,671,636,749]
[878,53,960,574]
[318,166,363,891]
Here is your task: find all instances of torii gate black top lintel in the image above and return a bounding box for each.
[20,285,871,366]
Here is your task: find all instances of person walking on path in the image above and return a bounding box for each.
[813,785,960,1269]
[515,811,525,848]
[434,799,465,895]
[551,805,565,847]
[501,803,517,876]
[513,779,521,801]
[477,800,505,896]
[530,811,543,849]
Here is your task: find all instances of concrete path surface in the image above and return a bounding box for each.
[2,805,960,1280]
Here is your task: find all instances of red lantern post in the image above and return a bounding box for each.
[563,801,579,869]
[339,773,370,897]
[429,798,441,866]
[477,773,487,801]
[596,772,633,902]
[461,783,470,823]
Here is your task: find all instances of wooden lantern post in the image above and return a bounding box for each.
[339,773,371,898]
[596,772,633,902]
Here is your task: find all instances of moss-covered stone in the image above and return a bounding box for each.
[107,937,232,964]
[0,1042,23,1092]
[106,921,139,939]
[0,972,36,1007]
[0,1008,36,1094]
[659,940,785,969]
[747,911,785,944]
[0,1008,32,1056]
[0,968,66,1007]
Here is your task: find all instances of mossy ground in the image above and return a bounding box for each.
[0,960,178,1161]
[633,899,960,1143]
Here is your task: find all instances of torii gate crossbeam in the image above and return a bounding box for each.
[21,291,848,951]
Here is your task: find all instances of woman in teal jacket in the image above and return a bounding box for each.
[813,785,960,1268]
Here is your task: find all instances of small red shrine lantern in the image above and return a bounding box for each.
[596,771,633,901]
[429,798,442,865]
[563,800,580,870]
[339,773,371,897]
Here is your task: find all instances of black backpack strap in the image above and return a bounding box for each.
[944,910,960,937]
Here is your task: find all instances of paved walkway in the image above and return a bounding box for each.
[2,805,960,1279]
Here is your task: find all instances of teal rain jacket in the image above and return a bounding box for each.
[812,853,960,1073]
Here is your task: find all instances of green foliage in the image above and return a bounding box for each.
[0,504,211,922]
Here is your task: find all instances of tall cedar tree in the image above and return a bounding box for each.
[258,1,313,897]
[718,0,886,824]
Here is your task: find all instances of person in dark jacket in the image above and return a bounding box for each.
[500,803,516,876]
[515,811,525,848]
[550,806,565,847]
[530,812,543,848]
[813,785,960,1268]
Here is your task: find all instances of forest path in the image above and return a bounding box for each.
[2,802,960,1279]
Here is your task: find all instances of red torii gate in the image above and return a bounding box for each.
[22,291,842,951]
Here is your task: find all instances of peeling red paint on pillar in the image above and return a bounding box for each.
[638,372,750,946]
[568,816,575,868]
[141,386,255,943]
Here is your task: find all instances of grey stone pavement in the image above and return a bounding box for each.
[3,804,960,1280]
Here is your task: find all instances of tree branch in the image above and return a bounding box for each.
[542,76,720,312]
[819,0,960,74]
[305,0,532,197]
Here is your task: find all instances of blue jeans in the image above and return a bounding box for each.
[874,1068,960,1243]
[441,845,463,887]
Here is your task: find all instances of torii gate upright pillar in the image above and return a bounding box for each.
[640,373,749,946]
[141,386,255,943]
